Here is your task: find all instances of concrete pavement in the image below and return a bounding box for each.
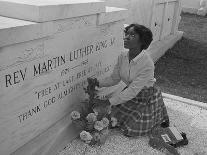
[58,94,207,155]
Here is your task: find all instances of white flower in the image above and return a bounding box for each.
[111,117,118,127]
[94,121,104,131]
[70,111,80,120]
[86,113,97,122]
[85,140,91,144]
[93,110,98,116]
[80,131,93,141]
[102,117,110,128]
[93,108,99,115]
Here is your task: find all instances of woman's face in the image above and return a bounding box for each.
[124,27,141,50]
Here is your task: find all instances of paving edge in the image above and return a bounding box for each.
[162,92,207,110]
[182,7,198,14]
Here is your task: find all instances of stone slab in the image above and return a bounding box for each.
[147,31,183,63]
[0,20,125,155]
[181,0,201,10]
[163,93,207,110]
[105,0,154,28]
[97,7,128,25]
[0,0,105,22]
[0,14,97,47]
[157,0,178,4]
[0,16,52,48]
[12,114,78,155]
[0,6,128,48]
[182,7,199,14]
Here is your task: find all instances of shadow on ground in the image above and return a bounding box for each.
[155,13,207,103]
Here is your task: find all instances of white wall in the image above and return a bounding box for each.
[0,1,128,154]
[105,0,154,28]
[181,0,207,15]
[181,0,200,9]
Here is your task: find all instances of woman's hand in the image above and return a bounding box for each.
[87,78,99,88]
[85,78,99,99]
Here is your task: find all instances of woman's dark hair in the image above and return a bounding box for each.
[125,24,153,51]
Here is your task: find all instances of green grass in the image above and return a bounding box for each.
[155,13,207,103]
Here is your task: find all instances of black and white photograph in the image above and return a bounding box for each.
[0,0,206,155]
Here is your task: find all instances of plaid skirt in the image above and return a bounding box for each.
[111,86,169,137]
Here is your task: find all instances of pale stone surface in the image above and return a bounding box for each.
[0,0,105,22]
[105,0,154,28]
[0,22,125,155]
[197,0,207,16]
[97,7,128,25]
[181,0,207,15]
[58,96,207,155]
[0,5,128,154]
[150,3,165,42]
[181,0,201,10]
[0,16,36,29]
[0,15,99,47]
[197,7,207,16]
[0,16,52,47]
[182,7,199,14]
[151,0,182,42]
[0,6,128,48]
[163,93,207,110]
[12,115,78,155]
[105,0,182,44]
[147,31,183,63]
[160,2,176,39]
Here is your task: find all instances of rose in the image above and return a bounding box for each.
[94,121,104,131]
[86,113,97,122]
[85,140,92,144]
[80,131,93,141]
[111,117,118,127]
[102,117,109,128]
[93,108,99,116]
[93,110,98,116]
[70,111,80,120]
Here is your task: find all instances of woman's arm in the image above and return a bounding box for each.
[98,55,122,88]
[109,63,154,106]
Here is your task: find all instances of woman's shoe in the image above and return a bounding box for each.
[160,119,170,128]
[149,137,180,155]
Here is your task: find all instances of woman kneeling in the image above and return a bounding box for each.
[89,24,169,137]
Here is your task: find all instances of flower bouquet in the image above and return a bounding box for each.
[70,78,118,145]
